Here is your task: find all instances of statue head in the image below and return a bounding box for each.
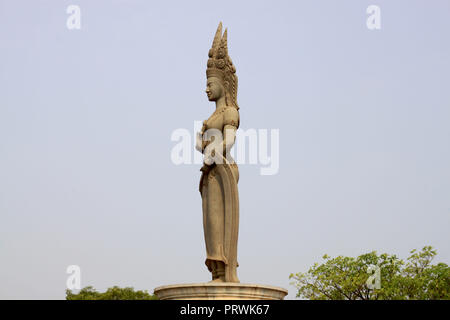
[206,76,224,101]
[206,22,239,110]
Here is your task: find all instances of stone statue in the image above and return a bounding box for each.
[155,22,287,300]
[195,22,240,283]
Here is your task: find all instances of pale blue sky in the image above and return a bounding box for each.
[0,0,449,299]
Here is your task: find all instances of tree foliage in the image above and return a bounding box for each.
[289,246,449,300]
[66,286,158,300]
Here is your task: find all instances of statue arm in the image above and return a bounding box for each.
[196,121,208,153]
[222,107,240,154]
[223,124,237,153]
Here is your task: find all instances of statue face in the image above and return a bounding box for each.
[206,77,224,101]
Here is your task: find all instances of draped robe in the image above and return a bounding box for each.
[199,106,240,283]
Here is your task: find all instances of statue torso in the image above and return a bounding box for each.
[205,107,226,131]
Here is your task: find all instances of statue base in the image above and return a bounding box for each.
[154,283,288,300]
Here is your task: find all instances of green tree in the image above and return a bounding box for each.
[289,246,449,300]
[66,286,158,300]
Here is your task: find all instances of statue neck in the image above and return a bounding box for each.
[215,95,226,111]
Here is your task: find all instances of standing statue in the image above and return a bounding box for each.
[155,21,287,301]
[195,22,240,283]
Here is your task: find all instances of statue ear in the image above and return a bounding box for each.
[224,80,229,90]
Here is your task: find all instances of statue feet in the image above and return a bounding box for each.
[210,260,226,282]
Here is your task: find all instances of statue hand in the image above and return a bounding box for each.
[204,152,215,166]
[200,163,212,174]
[195,132,203,152]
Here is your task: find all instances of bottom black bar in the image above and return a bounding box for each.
[1,300,447,319]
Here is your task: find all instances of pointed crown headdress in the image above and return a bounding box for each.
[206,22,239,110]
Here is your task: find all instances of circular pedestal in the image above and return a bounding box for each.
[154,283,288,300]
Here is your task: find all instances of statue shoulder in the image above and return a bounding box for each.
[224,107,239,128]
